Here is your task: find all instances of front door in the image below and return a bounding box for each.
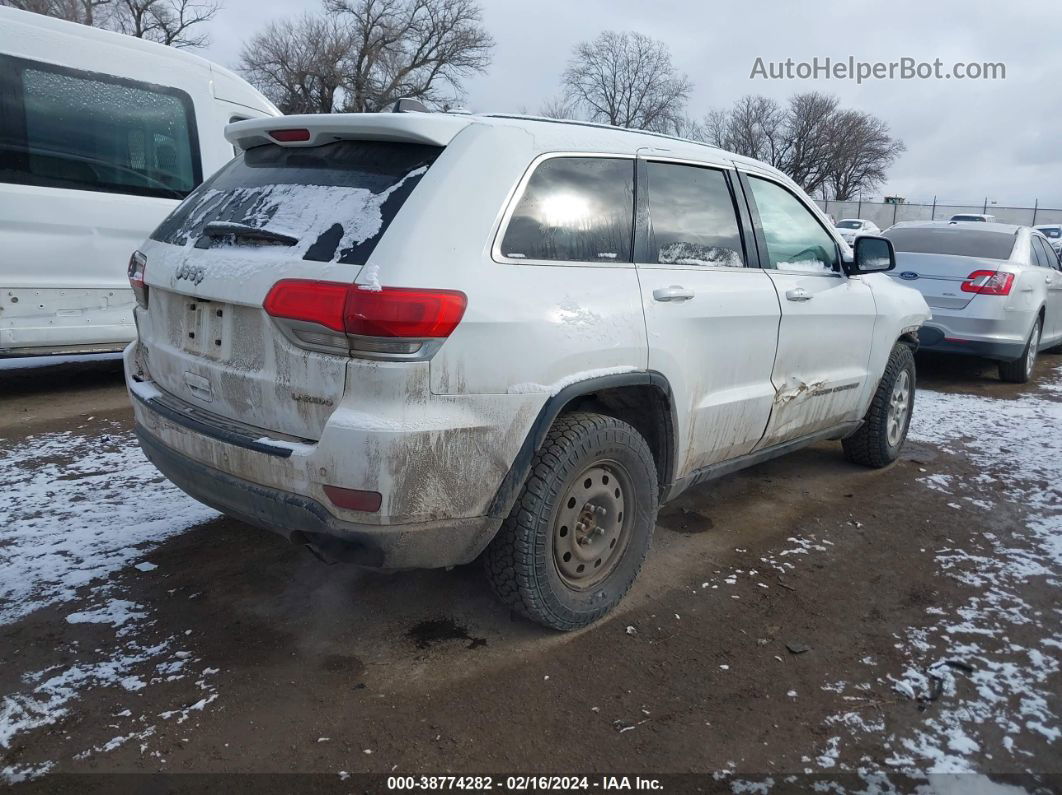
[742,174,877,448]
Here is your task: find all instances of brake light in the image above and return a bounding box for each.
[263,279,467,357]
[263,280,349,332]
[128,250,148,308]
[961,270,1014,295]
[269,128,311,142]
[343,287,467,338]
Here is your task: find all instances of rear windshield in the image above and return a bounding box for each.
[151,140,442,265]
[1037,227,1061,239]
[950,215,986,222]
[885,227,1016,259]
[836,220,861,229]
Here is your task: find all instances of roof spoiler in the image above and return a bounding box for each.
[225,112,472,151]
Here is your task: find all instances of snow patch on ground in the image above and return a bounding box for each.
[0,422,221,779]
[0,422,217,624]
[809,371,1062,777]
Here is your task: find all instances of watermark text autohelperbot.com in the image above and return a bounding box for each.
[750,56,1006,83]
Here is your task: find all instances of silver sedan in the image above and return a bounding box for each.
[884,222,1062,382]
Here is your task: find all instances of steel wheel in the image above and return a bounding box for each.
[886,369,911,448]
[552,461,634,590]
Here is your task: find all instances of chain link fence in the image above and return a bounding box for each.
[814,198,1062,229]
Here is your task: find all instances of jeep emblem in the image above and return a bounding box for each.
[175,262,206,285]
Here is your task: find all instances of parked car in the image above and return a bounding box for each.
[949,213,996,223]
[884,222,1062,382]
[125,112,929,630]
[1035,224,1062,256]
[835,218,881,245]
[0,7,279,358]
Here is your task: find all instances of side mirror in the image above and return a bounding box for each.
[846,235,896,275]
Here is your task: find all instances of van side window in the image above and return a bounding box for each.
[747,176,839,273]
[0,56,200,199]
[500,157,634,263]
[645,162,744,267]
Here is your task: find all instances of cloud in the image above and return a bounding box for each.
[201,0,1061,206]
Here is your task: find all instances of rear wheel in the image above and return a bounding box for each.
[998,317,1041,383]
[842,343,915,468]
[484,412,658,631]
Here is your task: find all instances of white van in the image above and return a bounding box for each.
[0,7,280,356]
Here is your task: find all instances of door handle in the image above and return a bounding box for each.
[653,285,695,302]
[785,287,813,302]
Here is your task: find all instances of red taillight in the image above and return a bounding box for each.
[343,287,467,339]
[322,485,382,513]
[263,279,467,356]
[961,270,1014,295]
[128,250,148,308]
[269,128,311,142]
[263,280,349,332]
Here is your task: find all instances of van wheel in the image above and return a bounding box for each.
[998,317,1041,383]
[484,412,658,631]
[842,343,916,469]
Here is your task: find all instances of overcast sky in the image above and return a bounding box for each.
[201,0,1060,207]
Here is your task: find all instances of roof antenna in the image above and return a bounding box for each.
[385,98,430,113]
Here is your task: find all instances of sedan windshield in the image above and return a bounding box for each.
[1037,227,1061,239]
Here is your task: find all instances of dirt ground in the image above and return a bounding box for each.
[0,353,1059,794]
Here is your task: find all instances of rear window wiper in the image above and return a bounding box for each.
[200,222,298,246]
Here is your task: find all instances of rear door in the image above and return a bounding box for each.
[741,173,877,447]
[636,159,780,475]
[138,139,442,440]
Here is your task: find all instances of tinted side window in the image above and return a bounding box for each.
[1031,238,1049,268]
[0,56,200,199]
[500,157,634,263]
[645,162,744,267]
[1034,237,1058,269]
[747,176,839,273]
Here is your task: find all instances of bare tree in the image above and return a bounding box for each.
[825,110,905,200]
[324,0,493,112]
[238,12,354,114]
[2,0,111,25]
[538,95,575,120]
[111,0,220,47]
[698,92,904,199]
[4,0,219,47]
[560,30,691,133]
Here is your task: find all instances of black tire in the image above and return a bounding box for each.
[998,317,1042,383]
[484,412,658,631]
[842,343,916,468]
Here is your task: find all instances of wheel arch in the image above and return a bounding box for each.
[487,372,678,520]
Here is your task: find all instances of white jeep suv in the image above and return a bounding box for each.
[125,113,930,630]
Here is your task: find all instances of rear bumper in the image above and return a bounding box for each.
[916,324,1026,360]
[916,298,1035,362]
[135,425,500,568]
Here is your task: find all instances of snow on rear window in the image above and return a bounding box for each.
[151,140,442,265]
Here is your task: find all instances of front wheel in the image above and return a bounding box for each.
[842,343,916,468]
[484,412,658,631]
[998,317,1041,383]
